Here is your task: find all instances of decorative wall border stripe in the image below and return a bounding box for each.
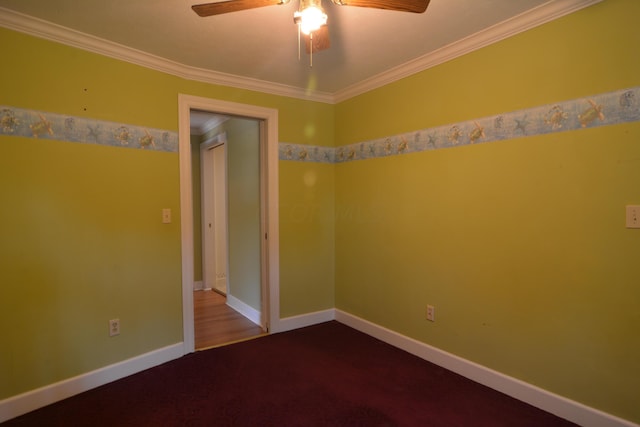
[0,106,178,152]
[280,86,640,163]
[3,86,639,160]
[278,142,336,163]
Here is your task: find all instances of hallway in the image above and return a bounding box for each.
[194,290,265,350]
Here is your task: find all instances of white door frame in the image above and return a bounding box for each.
[178,94,281,354]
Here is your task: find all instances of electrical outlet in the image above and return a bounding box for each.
[109,318,120,337]
[426,305,435,322]
[626,205,640,229]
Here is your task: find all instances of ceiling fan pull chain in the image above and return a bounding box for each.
[298,24,301,61]
[310,32,313,67]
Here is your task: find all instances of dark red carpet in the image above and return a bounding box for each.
[4,321,577,426]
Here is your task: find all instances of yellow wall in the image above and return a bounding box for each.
[1,0,639,423]
[335,0,639,422]
[0,26,335,399]
[279,160,336,317]
[226,117,261,309]
[0,137,182,397]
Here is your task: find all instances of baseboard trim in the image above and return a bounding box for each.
[4,313,635,426]
[0,343,184,424]
[335,310,637,427]
[277,308,335,333]
[226,295,261,326]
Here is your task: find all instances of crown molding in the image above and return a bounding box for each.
[333,0,603,102]
[0,7,334,104]
[1,0,601,105]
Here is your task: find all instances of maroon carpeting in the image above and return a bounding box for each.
[4,321,577,426]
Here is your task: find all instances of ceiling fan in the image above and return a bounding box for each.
[192,0,431,60]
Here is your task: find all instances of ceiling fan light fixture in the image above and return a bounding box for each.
[294,0,327,35]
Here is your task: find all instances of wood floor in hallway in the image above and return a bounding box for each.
[194,290,265,350]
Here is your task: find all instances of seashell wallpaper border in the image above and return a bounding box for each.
[280,86,640,163]
[0,107,178,152]
[2,86,639,161]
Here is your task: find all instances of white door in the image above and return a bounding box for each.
[201,139,228,294]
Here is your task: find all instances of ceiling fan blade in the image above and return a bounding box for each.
[192,0,287,16]
[303,25,330,54]
[331,0,430,13]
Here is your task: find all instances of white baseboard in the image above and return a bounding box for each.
[226,295,261,326]
[276,308,335,333]
[0,343,184,424]
[335,310,638,427]
[4,312,635,427]
[193,280,204,291]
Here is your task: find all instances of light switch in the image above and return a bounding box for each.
[162,208,171,224]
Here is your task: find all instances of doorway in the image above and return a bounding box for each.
[192,113,262,349]
[178,95,281,355]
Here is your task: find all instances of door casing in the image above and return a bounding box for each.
[178,94,280,354]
